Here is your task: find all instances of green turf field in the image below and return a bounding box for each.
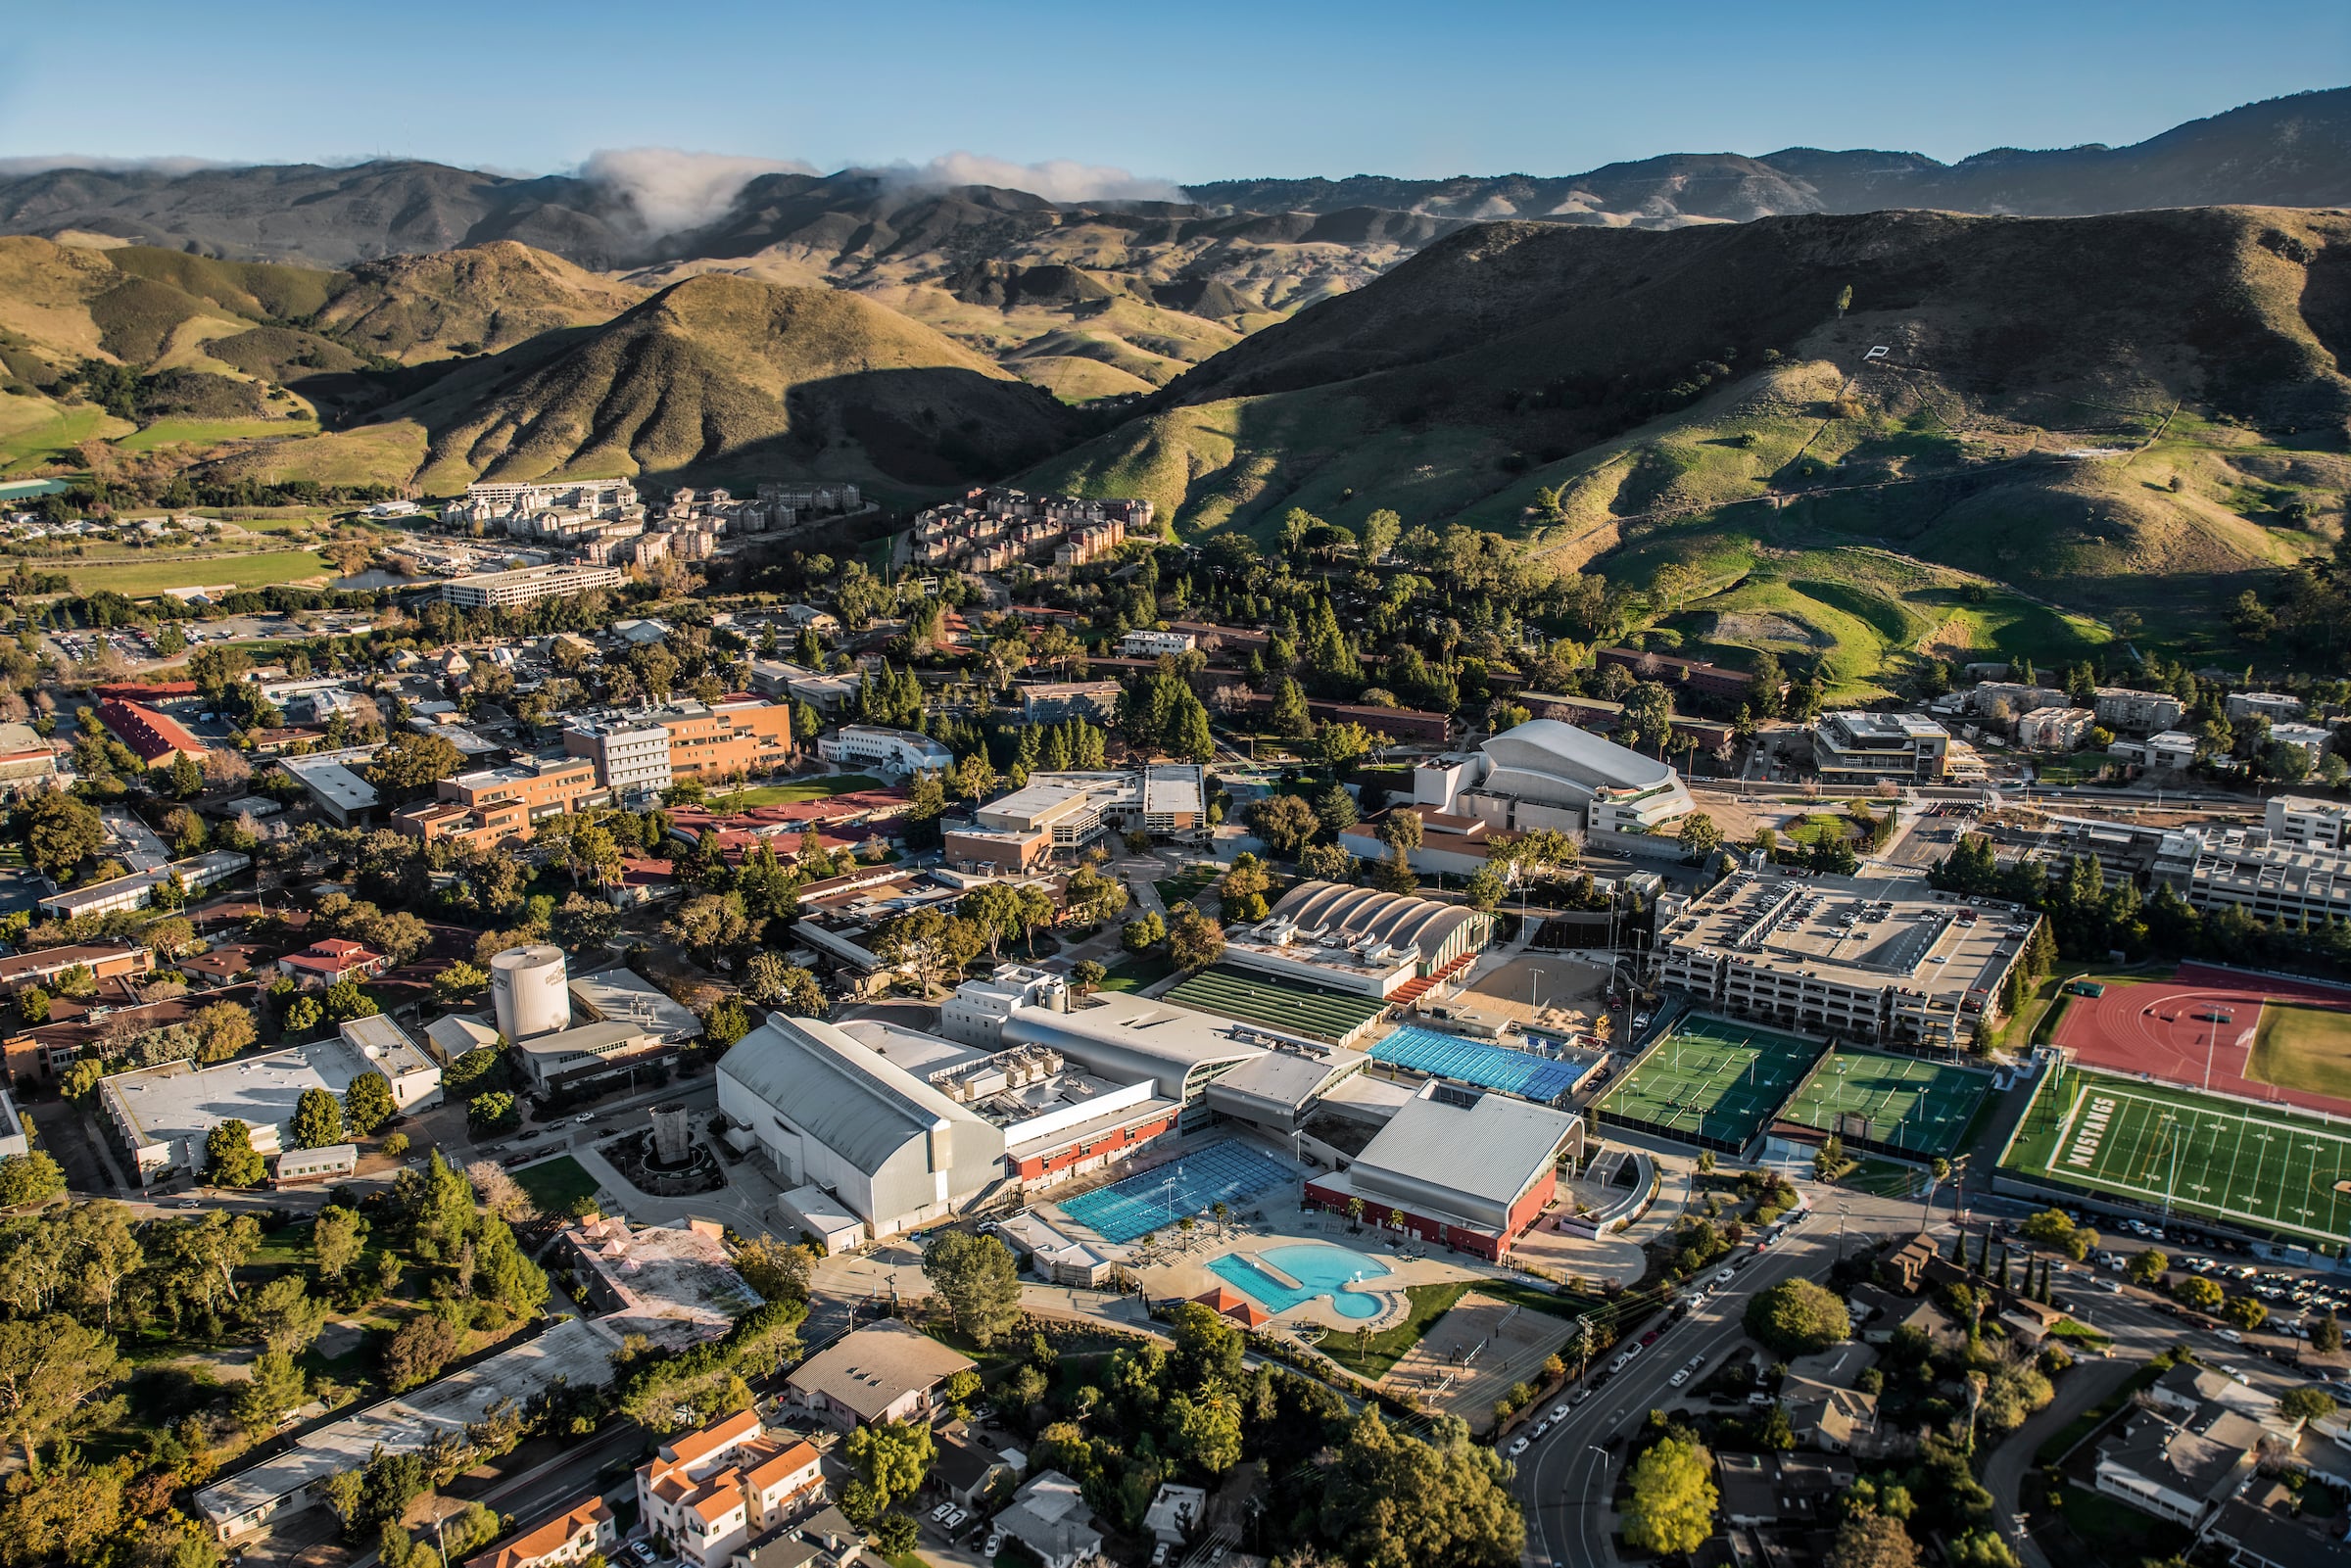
[1165,964,1389,1044]
[1595,1013,1827,1151]
[1780,1047,1991,1158]
[2000,1067,2351,1246]
[2250,1001,2351,1102]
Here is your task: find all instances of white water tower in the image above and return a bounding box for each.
[491,944,571,1042]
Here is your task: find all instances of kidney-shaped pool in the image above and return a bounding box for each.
[1207,1242,1394,1319]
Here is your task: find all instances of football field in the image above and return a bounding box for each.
[1596,1013,1826,1154]
[2001,1067,2351,1245]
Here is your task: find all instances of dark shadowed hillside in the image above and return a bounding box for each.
[1029,205,2351,632]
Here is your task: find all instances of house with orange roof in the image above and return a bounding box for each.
[463,1497,614,1568]
[637,1410,825,1568]
[275,937,386,990]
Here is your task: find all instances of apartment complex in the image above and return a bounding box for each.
[910,486,1151,573]
[441,564,627,609]
[636,1409,825,1568]
[2265,794,2351,850]
[1120,629,1195,657]
[2094,687,2187,732]
[1655,873,2039,1048]
[2017,706,2096,751]
[2226,691,2306,724]
[1812,711,1953,783]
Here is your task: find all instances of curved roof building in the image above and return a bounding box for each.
[1478,718,1677,808]
[716,1016,1007,1239]
[1265,880,1491,975]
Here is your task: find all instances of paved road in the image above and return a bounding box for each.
[1516,1225,1842,1568]
[1982,1353,2143,1568]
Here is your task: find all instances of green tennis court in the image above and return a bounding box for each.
[1166,965,1390,1045]
[1781,1048,1991,1158]
[2000,1067,2351,1246]
[1596,1013,1828,1153]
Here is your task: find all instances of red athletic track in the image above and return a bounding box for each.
[2051,961,2351,1118]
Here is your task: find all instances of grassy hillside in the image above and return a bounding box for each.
[204,275,1081,499]
[312,242,645,362]
[1029,206,2351,682]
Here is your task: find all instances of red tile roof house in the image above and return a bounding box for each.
[96,699,211,768]
[464,1497,615,1568]
[275,938,385,990]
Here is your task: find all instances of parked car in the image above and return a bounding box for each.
[1551,1403,1570,1421]
[932,1504,954,1524]
[944,1509,967,1531]
[1509,1436,1531,1456]
[1669,1369,1692,1387]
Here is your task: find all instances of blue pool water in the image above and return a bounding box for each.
[1208,1243,1392,1319]
[1054,1139,1295,1245]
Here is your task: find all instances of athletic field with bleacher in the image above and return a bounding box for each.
[1595,1013,1829,1154]
[1165,964,1390,1045]
[1999,1065,2351,1246]
[1779,1048,1991,1159]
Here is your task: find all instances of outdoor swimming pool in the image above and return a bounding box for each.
[1207,1243,1392,1319]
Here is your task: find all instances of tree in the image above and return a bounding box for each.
[0,1154,61,1211]
[1168,1387,1244,1474]
[921,1232,1021,1347]
[846,1419,934,1508]
[1168,907,1224,974]
[1677,812,1723,858]
[0,1314,124,1468]
[248,1273,329,1355]
[1622,1435,1717,1556]
[20,791,102,882]
[312,1205,369,1284]
[1247,793,1319,859]
[2311,1313,2344,1354]
[1072,959,1107,994]
[283,994,324,1036]
[1267,677,1313,737]
[468,1091,520,1133]
[433,961,489,1005]
[382,1310,461,1392]
[365,732,466,795]
[2280,1387,2337,1424]
[701,998,753,1049]
[1824,1507,1918,1568]
[1124,910,1167,953]
[1375,808,1424,855]
[236,1348,307,1433]
[192,1000,257,1063]
[871,1514,919,1557]
[2225,1295,2268,1332]
[1744,1278,1850,1356]
[465,1161,537,1223]
[2128,1248,2168,1286]
[324,974,379,1022]
[292,1086,346,1150]
[205,1119,265,1188]
[2174,1275,2224,1314]
[345,1070,397,1136]
[733,1236,815,1304]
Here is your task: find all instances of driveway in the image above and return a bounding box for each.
[1982,1353,2146,1568]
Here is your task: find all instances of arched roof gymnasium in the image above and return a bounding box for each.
[1268,880,1482,957]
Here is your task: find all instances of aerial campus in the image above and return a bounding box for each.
[5,19,2351,1568]
[0,470,2348,1568]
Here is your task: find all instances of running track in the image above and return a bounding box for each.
[2051,962,2351,1118]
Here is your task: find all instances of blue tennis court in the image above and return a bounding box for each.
[1370,1023,1589,1103]
[1053,1139,1296,1245]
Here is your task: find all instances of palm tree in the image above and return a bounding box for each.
[1211,1200,1230,1237]
[1346,1196,1366,1232]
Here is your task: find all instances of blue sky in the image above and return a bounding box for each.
[2,0,2343,189]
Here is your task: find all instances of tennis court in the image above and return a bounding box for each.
[1052,1138,1297,1245]
[2000,1066,2351,1246]
[1596,1013,1827,1154]
[1779,1048,1991,1159]
[1368,1022,1595,1104]
[1167,965,1390,1045]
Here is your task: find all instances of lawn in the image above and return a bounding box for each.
[1153,864,1220,911]
[511,1155,600,1215]
[62,549,332,596]
[711,774,884,808]
[1319,1280,1472,1379]
[2035,1358,2171,1464]
[2250,1000,2351,1101]
[0,401,135,472]
[115,416,321,451]
[2046,1483,2195,1568]
[1841,1157,1925,1198]
[1094,951,1176,994]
